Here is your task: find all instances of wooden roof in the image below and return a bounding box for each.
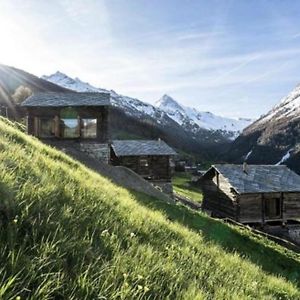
[112,140,177,157]
[21,92,110,107]
[205,164,300,194]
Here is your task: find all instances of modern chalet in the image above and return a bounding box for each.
[21,92,111,163]
[200,164,300,225]
[111,139,177,194]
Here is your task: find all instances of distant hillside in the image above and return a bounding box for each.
[226,83,300,173]
[0,117,300,298]
[0,64,69,117]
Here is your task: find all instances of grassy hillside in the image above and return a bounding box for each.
[173,172,203,203]
[1,117,300,299]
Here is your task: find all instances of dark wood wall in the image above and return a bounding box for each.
[111,152,172,181]
[26,106,109,143]
[201,173,238,220]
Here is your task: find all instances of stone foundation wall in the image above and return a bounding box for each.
[80,143,110,164]
[287,227,300,245]
[151,181,174,197]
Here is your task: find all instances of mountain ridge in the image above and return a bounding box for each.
[226,82,300,173]
[43,71,252,140]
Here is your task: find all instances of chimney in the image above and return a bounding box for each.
[158,137,161,146]
[243,162,248,174]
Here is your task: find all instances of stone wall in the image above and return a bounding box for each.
[79,143,110,164]
[151,181,174,197]
[287,227,300,245]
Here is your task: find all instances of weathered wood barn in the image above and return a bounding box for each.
[200,164,300,225]
[111,140,177,194]
[21,92,111,162]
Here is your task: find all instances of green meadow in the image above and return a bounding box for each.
[173,172,203,203]
[0,117,300,299]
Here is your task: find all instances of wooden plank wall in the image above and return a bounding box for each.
[201,178,238,220]
[117,155,171,181]
[283,192,300,220]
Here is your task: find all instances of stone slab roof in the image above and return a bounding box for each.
[209,164,300,194]
[112,140,177,157]
[21,92,110,107]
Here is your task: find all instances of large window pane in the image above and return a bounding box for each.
[61,119,79,138]
[81,119,97,138]
[39,118,55,138]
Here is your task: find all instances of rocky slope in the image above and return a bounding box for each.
[227,83,300,172]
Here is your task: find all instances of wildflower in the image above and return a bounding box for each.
[101,229,109,236]
[130,232,136,238]
[124,282,129,288]
[137,274,143,280]
[123,273,128,278]
[13,216,18,224]
[137,285,143,290]
[144,286,150,292]
[16,297,21,300]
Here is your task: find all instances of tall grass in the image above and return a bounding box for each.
[0,117,300,299]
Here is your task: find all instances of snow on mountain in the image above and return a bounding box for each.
[156,94,252,137]
[42,72,106,93]
[42,72,166,124]
[42,72,252,139]
[256,84,300,126]
[226,82,300,173]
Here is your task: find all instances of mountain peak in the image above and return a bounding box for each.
[41,72,103,93]
[54,70,67,77]
[156,94,184,112]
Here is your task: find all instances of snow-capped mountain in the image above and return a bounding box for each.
[42,72,251,140]
[256,83,300,126]
[42,72,106,93]
[226,83,300,173]
[156,94,252,136]
[42,72,164,121]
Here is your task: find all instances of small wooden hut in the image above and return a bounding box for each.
[111,139,177,194]
[200,164,300,225]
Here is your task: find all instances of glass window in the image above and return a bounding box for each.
[81,119,97,138]
[60,108,79,138]
[39,118,55,138]
[61,118,79,138]
[140,158,149,167]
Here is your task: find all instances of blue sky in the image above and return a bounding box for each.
[1,0,300,118]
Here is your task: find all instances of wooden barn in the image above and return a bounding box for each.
[200,164,300,225]
[111,139,177,194]
[21,92,111,163]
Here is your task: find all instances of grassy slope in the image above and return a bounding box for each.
[173,172,203,203]
[1,118,300,299]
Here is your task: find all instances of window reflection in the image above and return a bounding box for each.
[61,119,79,138]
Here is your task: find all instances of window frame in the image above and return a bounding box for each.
[264,197,282,220]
